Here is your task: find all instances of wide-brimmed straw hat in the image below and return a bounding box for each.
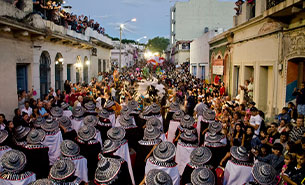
[33,117,45,128]
[118,114,134,128]
[41,118,59,132]
[146,117,162,130]
[83,115,98,127]
[107,127,125,141]
[172,110,184,121]
[26,129,46,144]
[205,132,225,143]
[180,129,198,142]
[84,101,96,111]
[77,125,96,142]
[180,115,195,128]
[61,102,69,110]
[14,125,31,140]
[50,106,63,118]
[98,109,110,119]
[143,125,161,141]
[72,106,85,118]
[95,157,121,184]
[169,102,180,112]
[153,141,176,163]
[0,149,27,173]
[252,162,276,185]
[191,167,215,185]
[208,121,222,133]
[190,147,212,167]
[29,179,54,185]
[103,139,121,154]
[60,140,80,157]
[49,159,75,181]
[202,109,215,121]
[128,100,139,110]
[58,116,72,129]
[145,169,173,185]
[0,130,8,144]
[120,106,131,115]
[105,100,115,109]
[151,103,161,114]
[230,146,249,162]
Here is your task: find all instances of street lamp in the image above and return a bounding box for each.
[136,36,147,42]
[119,18,136,72]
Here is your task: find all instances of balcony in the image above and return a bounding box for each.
[267,0,285,9]
[0,0,113,48]
[264,0,304,19]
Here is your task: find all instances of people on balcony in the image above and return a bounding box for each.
[32,0,106,35]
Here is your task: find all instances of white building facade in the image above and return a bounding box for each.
[190,30,221,80]
[0,0,113,119]
[170,0,235,64]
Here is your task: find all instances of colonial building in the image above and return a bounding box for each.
[0,0,113,119]
[170,0,234,64]
[209,0,305,118]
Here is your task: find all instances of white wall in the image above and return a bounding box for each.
[171,0,234,44]
[190,30,219,79]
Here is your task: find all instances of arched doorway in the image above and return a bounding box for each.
[83,56,89,84]
[40,51,51,98]
[55,53,64,90]
[286,57,305,102]
[76,56,81,83]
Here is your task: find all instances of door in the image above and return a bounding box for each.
[233,66,240,96]
[55,62,63,90]
[103,60,106,72]
[16,64,28,93]
[98,59,102,73]
[40,52,51,98]
[83,64,88,84]
[76,70,80,83]
[67,64,72,81]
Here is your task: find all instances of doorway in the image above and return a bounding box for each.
[40,51,51,98]
[258,66,274,113]
[55,53,64,90]
[83,56,89,84]
[16,64,28,93]
[233,66,240,97]
[286,58,305,102]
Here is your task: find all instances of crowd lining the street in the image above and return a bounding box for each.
[0,60,304,185]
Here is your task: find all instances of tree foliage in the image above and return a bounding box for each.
[146,37,169,54]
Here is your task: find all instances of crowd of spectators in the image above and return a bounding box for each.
[0,60,304,184]
[33,0,105,35]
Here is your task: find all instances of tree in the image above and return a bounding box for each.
[146,37,169,54]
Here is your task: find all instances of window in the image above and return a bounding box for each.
[171,23,174,33]
[192,66,197,76]
[171,36,174,45]
[171,11,174,20]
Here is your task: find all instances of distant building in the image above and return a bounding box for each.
[170,0,234,64]
[111,41,145,68]
[190,29,222,80]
